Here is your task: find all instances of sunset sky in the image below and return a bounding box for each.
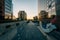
[13,0,38,19]
[13,0,47,19]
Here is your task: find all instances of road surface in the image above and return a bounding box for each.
[12,21,47,40]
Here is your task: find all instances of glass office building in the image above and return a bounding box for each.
[38,0,48,21]
[47,0,60,17]
[47,0,56,17]
[47,0,60,30]
[5,0,13,19]
[0,0,13,20]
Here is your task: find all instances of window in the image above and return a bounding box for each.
[48,4,51,8]
[52,2,55,7]
[52,7,56,15]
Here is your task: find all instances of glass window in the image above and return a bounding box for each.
[52,2,55,7]
[51,7,56,15]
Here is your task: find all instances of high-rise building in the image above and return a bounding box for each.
[38,0,47,13]
[47,0,60,30]
[18,11,27,20]
[47,0,56,17]
[38,0,48,21]
[0,0,13,20]
[47,0,60,17]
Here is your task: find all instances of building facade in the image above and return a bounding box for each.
[18,11,27,20]
[33,16,38,21]
[38,0,47,13]
[38,10,48,21]
[47,0,56,17]
[47,0,60,17]
[47,0,60,30]
[0,0,5,20]
[38,0,48,21]
[0,0,13,20]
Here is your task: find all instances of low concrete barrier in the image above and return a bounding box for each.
[0,22,16,35]
[0,22,20,40]
[0,21,26,40]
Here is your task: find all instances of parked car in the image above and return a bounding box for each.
[45,17,57,33]
[46,23,57,33]
[41,17,57,33]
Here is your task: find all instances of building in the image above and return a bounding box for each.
[47,0,60,16]
[38,0,47,13]
[18,11,27,20]
[47,0,60,17]
[47,0,56,17]
[38,10,48,21]
[33,16,38,21]
[0,0,13,20]
[38,0,48,21]
[47,0,60,30]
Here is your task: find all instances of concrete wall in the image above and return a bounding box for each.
[0,22,21,40]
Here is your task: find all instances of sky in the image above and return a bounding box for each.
[13,0,38,19]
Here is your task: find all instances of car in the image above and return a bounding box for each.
[41,22,57,33]
[46,23,57,33]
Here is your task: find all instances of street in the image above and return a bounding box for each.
[0,21,60,40]
[12,21,47,40]
[0,0,60,40]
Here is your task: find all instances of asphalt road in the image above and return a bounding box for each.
[12,21,47,40]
